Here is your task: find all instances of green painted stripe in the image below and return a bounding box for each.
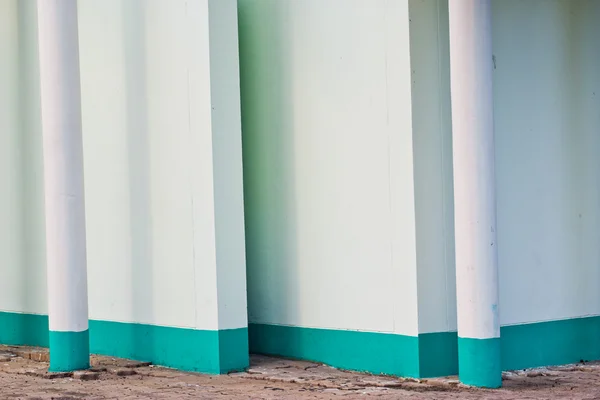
[418,331,458,377]
[48,330,90,372]
[501,316,600,370]
[248,324,458,378]
[420,318,600,376]
[0,312,248,374]
[251,317,600,379]
[5,311,600,378]
[0,312,49,347]
[457,337,501,388]
[249,323,421,378]
[218,328,251,373]
[89,320,249,374]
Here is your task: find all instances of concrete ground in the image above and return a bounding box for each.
[0,346,599,399]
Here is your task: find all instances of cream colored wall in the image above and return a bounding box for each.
[79,0,247,331]
[0,0,47,317]
[410,0,600,333]
[409,0,457,334]
[0,0,247,332]
[493,0,600,326]
[241,0,600,337]
[2,0,600,343]
[240,0,420,336]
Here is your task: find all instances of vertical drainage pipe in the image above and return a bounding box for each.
[37,0,90,372]
[448,0,501,388]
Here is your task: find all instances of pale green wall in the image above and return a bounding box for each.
[2,0,600,375]
[409,0,456,334]
[410,0,600,334]
[494,0,600,325]
[0,0,247,333]
[0,0,47,317]
[78,0,247,331]
[240,0,600,337]
[239,0,421,337]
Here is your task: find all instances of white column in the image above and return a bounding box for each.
[37,0,90,371]
[448,0,501,388]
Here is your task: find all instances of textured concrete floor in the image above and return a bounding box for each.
[1,346,599,399]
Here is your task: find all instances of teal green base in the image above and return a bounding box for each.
[457,337,501,388]
[5,312,600,378]
[250,316,600,379]
[49,330,90,372]
[501,316,600,370]
[418,331,458,377]
[248,324,457,378]
[0,312,49,348]
[89,320,249,374]
[249,323,422,377]
[0,312,248,374]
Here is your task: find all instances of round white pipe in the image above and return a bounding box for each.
[448,0,501,388]
[37,0,89,371]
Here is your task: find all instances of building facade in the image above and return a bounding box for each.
[1,0,599,388]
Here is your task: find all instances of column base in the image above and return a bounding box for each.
[458,336,501,388]
[49,330,90,372]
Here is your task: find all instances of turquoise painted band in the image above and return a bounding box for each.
[458,336,501,388]
[48,329,90,372]
[7,312,600,379]
[89,320,249,374]
[249,323,422,378]
[0,313,249,374]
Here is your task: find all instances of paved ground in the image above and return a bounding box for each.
[1,346,600,399]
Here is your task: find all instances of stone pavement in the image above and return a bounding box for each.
[1,345,600,399]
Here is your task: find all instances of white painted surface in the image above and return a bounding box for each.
[37,0,89,333]
[410,0,600,333]
[0,0,47,317]
[240,0,420,336]
[0,1,21,314]
[207,0,249,330]
[77,0,246,331]
[493,0,600,326]
[449,0,499,340]
[409,0,457,334]
[0,0,246,332]
[2,0,600,342]
[79,0,197,330]
[0,0,25,314]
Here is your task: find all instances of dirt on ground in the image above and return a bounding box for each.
[1,346,600,399]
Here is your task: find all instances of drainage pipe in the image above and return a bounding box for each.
[448,0,501,388]
[37,0,90,372]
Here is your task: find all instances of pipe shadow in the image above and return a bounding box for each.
[122,0,155,362]
[16,0,48,347]
[238,0,300,354]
